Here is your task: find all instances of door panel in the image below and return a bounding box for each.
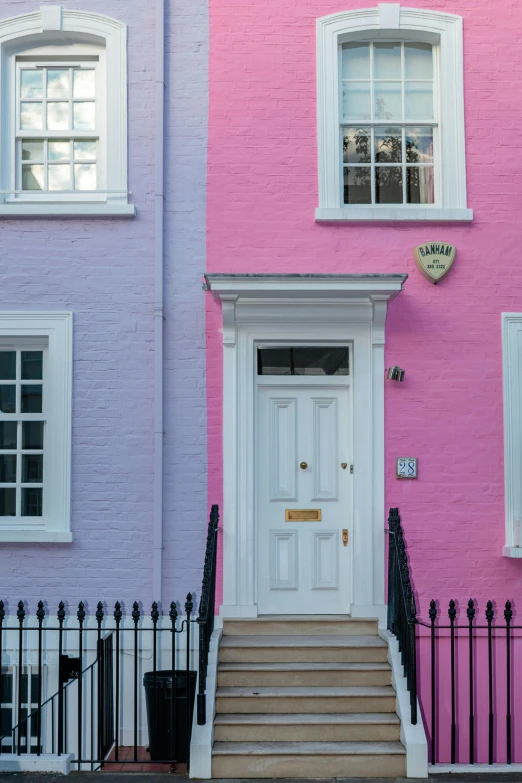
[269,398,297,501]
[257,384,351,614]
[312,398,338,501]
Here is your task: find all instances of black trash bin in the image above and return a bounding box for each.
[143,669,197,762]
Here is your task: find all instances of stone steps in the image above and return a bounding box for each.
[217,661,392,687]
[219,634,388,663]
[213,712,401,742]
[212,740,406,778]
[211,618,404,778]
[223,615,378,637]
[215,685,397,714]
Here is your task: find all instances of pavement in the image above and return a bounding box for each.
[3,776,522,783]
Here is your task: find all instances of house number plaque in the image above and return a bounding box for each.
[396,458,418,479]
[413,242,456,284]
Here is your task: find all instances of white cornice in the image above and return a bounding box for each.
[204,273,407,302]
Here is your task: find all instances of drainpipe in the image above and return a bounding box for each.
[153,0,165,604]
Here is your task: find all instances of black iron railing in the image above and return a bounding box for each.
[420,597,520,766]
[196,504,219,725]
[386,507,418,725]
[0,597,196,768]
[387,506,522,765]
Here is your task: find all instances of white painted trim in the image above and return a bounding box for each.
[0,312,72,542]
[502,313,522,556]
[189,629,222,779]
[0,7,130,210]
[316,207,473,222]
[0,753,73,774]
[431,765,522,774]
[381,629,428,778]
[0,204,135,217]
[206,274,406,619]
[316,5,471,220]
[0,531,72,542]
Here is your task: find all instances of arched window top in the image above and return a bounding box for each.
[0,6,133,217]
[316,4,473,222]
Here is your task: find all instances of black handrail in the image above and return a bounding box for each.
[196,504,219,725]
[387,507,418,724]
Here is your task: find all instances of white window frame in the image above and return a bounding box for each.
[0,6,134,217]
[0,312,72,543]
[316,3,473,222]
[502,313,522,558]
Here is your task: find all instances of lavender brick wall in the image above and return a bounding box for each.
[162,0,209,602]
[0,0,209,610]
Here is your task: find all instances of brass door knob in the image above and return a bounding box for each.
[300,461,308,470]
[341,463,348,470]
[342,529,348,546]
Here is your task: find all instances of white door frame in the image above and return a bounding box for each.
[204,274,407,623]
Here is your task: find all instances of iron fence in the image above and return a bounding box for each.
[0,504,220,770]
[387,506,522,766]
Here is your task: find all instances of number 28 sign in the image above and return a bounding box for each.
[396,458,418,479]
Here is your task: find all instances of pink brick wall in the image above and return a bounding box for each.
[206,0,522,760]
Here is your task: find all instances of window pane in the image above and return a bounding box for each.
[405,43,433,80]
[344,167,371,204]
[21,386,42,414]
[73,102,95,130]
[0,456,17,484]
[341,43,370,79]
[21,352,43,381]
[22,141,44,161]
[74,140,96,160]
[20,103,43,130]
[342,82,371,120]
[48,165,71,191]
[374,43,402,79]
[407,166,434,204]
[22,165,44,191]
[405,82,433,120]
[21,70,43,99]
[73,70,95,98]
[48,141,70,161]
[374,82,401,120]
[1,671,13,702]
[22,488,42,517]
[0,353,16,380]
[0,422,17,450]
[23,422,44,451]
[0,387,16,414]
[406,127,434,163]
[47,102,69,130]
[375,127,402,163]
[0,489,16,516]
[375,167,403,204]
[343,128,371,164]
[46,69,69,98]
[74,163,96,191]
[257,347,349,376]
[22,455,43,484]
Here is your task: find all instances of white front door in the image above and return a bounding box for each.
[256,381,352,614]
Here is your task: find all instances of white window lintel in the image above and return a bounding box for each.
[316,4,471,221]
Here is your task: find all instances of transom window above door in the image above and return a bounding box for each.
[257,346,349,376]
[342,42,435,206]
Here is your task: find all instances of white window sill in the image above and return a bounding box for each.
[315,207,474,222]
[502,546,522,559]
[0,203,135,217]
[0,530,73,543]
